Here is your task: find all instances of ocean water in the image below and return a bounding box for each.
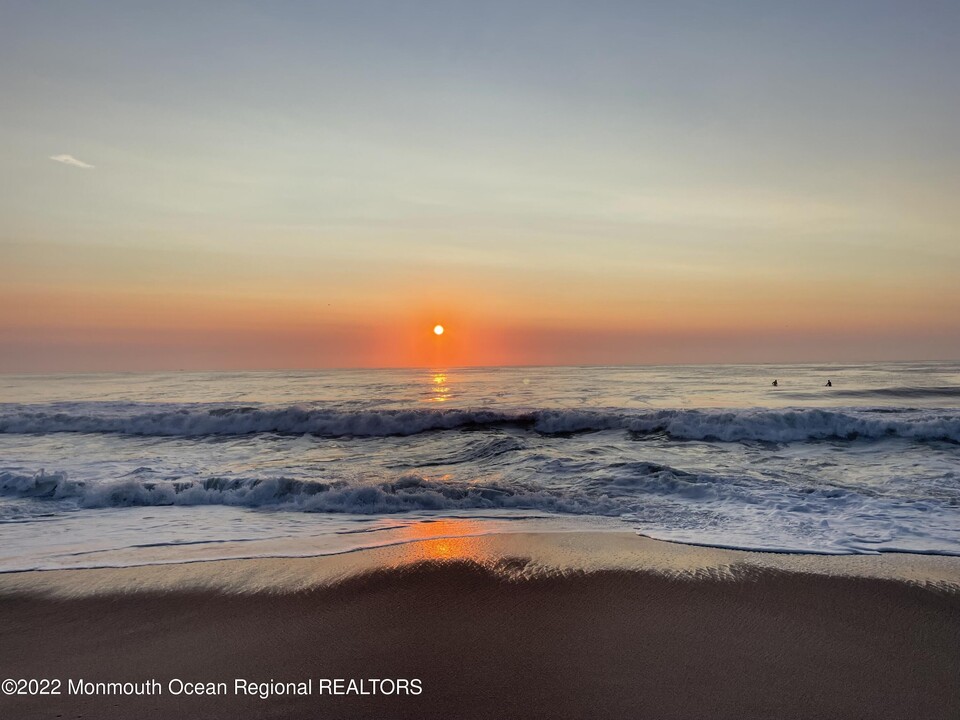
[2,363,959,571]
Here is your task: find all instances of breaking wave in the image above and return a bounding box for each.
[1,404,959,443]
[4,461,957,557]
[0,469,628,514]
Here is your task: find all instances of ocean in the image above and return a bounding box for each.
[2,362,959,571]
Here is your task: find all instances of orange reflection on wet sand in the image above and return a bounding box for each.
[390,519,494,564]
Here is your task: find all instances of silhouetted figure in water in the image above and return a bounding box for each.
[772,380,778,387]
[825,380,832,387]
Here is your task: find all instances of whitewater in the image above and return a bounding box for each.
[1,363,958,570]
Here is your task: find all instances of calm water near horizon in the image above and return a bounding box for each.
[2,362,959,570]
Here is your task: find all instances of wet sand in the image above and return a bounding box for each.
[1,533,959,719]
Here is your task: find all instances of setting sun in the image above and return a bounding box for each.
[433,325,444,336]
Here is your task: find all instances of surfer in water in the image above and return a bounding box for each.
[772,380,778,387]
[825,380,832,387]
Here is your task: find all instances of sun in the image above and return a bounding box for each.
[433,324,445,336]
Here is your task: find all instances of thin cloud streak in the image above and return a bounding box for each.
[49,154,94,169]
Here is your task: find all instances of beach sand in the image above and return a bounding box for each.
[2,533,959,719]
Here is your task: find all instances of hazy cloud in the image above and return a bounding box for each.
[49,154,94,169]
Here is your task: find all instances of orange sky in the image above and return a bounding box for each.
[2,3,959,371]
[2,268,957,371]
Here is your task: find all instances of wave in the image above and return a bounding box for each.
[0,460,862,517]
[5,465,956,557]
[1,404,960,443]
[838,386,960,399]
[783,386,960,400]
[4,460,959,555]
[0,469,625,515]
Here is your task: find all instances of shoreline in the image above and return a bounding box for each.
[3,531,960,597]
[2,533,959,719]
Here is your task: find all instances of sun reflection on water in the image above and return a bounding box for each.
[423,371,452,403]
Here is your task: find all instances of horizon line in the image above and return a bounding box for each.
[2,358,957,377]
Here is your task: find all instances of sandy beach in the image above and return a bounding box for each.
[2,533,958,719]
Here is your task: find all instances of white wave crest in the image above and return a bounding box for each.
[0,469,623,515]
[4,464,959,556]
[1,404,959,442]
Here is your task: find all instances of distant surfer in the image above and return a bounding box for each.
[825,380,832,387]
[772,380,778,387]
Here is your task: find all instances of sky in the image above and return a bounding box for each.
[1,0,959,371]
